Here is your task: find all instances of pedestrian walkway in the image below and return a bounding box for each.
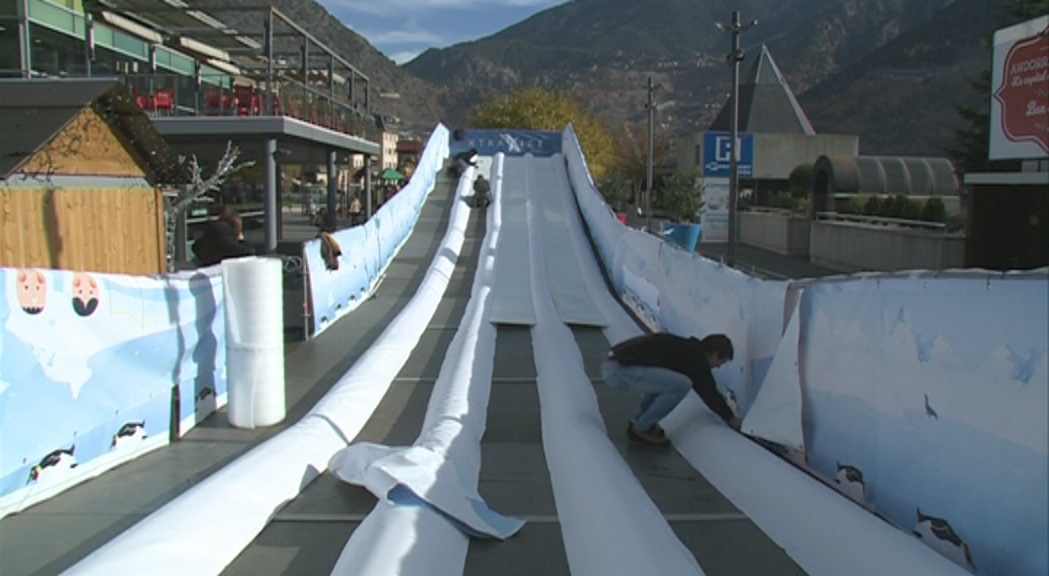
[2,169,827,575]
[697,242,843,280]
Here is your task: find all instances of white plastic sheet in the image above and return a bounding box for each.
[222,256,285,428]
[741,297,804,450]
[327,153,515,575]
[488,153,536,325]
[524,155,704,576]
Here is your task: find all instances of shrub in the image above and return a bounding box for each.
[787,163,814,199]
[901,197,923,220]
[839,196,865,215]
[921,197,948,223]
[862,195,881,215]
[887,194,910,218]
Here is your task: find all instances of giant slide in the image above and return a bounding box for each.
[65,152,965,576]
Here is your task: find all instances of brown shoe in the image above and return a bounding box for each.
[627,422,669,445]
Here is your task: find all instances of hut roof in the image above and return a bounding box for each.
[0,78,185,184]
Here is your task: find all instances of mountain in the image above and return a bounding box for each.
[796,0,998,155]
[403,0,1008,157]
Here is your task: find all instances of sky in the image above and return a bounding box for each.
[317,0,568,65]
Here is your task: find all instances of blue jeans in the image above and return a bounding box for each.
[601,358,691,432]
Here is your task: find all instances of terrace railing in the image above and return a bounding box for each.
[119,72,378,142]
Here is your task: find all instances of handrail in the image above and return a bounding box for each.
[814,211,949,231]
[117,72,377,141]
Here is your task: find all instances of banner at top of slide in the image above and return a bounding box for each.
[450,129,561,157]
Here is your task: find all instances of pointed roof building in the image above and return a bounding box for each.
[709,44,815,135]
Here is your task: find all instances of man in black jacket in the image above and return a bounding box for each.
[471,175,491,208]
[191,207,255,267]
[449,147,478,177]
[602,333,738,445]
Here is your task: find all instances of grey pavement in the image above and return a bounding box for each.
[0,172,827,575]
[697,242,842,280]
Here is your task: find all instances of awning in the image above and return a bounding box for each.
[380,168,404,181]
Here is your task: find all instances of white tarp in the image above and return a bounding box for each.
[489,154,536,325]
[741,297,804,451]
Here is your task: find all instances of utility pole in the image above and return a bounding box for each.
[645,76,656,232]
[718,10,756,266]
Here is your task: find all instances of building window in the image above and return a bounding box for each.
[0,18,20,77]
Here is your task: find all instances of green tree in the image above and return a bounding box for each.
[948,0,1044,172]
[659,171,703,223]
[921,197,948,223]
[599,172,634,212]
[467,87,615,180]
[787,163,814,199]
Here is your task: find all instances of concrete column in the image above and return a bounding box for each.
[17,0,30,77]
[174,209,188,264]
[364,155,373,220]
[326,148,338,231]
[264,137,278,253]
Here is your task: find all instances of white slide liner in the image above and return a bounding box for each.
[65,166,475,576]
[530,154,605,326]
[488,154,536,325]
[527,160,704,575]
[327,153,520,575]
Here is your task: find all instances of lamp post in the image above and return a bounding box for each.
[717,10,756,266]
[645,76,657,232]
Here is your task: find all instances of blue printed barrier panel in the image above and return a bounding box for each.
[452,129,562,157]
[0,266,226,516]
[305,124,449,337]
[798,275,1047,576]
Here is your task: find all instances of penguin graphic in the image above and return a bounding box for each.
[924,394,939,420]
[28,445,78,483]
[15,269,47,314]
[913,507,976,572]
[195,386,216,412]
[834,462,866,503]
[111,421,147,449]
[71,272,100,317]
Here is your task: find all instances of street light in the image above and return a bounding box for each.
[645,76,660,232]
[716,11,757,266]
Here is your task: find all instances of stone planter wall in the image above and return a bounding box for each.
[739,211,810,257]
[809,220,966,272]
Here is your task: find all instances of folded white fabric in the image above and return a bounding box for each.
[329,442,525,540]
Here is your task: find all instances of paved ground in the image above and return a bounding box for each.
[0,176,842,575]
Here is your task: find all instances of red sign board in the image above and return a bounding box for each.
[993,26,1049,154]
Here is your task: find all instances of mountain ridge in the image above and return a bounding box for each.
[403,0,1006,157]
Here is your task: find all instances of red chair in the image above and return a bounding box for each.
[204,86,234,115]
[135,92,151,111]
[233,85,259,116]
[258,92,282,116]
[152,88,175,115]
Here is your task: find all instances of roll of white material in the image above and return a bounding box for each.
[222,257,285,428]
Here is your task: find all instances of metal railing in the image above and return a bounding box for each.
[118,72,377,141]
[815,211,950,232]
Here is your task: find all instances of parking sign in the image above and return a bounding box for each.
[703,131,753,177]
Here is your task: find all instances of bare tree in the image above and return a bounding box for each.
[163,142,254,272]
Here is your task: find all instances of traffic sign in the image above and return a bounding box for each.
[703,131,753,177]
